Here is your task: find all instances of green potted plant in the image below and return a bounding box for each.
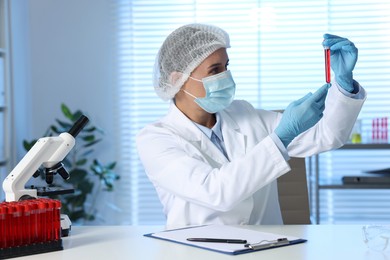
[23,104,119,223]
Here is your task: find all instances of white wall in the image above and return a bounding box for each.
[11,0,116,164]
[9,0,119,224]
[9,0,31,166]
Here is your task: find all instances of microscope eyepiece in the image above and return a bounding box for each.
[68,115,89,138]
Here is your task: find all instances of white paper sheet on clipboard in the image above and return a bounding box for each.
[144,225,307,255]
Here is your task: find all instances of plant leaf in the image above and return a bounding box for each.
[107,162,117,170]
[67,168,88,184]
[83,139,102,148]
[69,209,86,222]
[82,135,95,142]
[23,140,37,151]
[76,158,88,166]
[55,119,73,131]
[103,179,113,191]
[78,181,94,194]
[81,149,94,157]
[83,126,97,132]
[50,125,62,134]
[73,110,84,121]
[61,103,73,120]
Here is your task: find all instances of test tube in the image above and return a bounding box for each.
[14,204,23,247]
[0,204,5,249]
[7,203,16,248]
[324,46,331,83]
[22,202,31,246]
[29,200,39,243]
[53,200,62,240]
[44,199,54,241]
[38,199,47,243]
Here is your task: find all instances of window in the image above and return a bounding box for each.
[112,0,390,225]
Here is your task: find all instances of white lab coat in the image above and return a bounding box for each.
[136,83,366,230]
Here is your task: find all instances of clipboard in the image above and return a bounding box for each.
[144,225,307,255]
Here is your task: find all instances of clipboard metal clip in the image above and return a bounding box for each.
[245,238,290,250]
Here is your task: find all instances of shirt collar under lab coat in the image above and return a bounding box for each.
[164,101,246,163]
[165,102,229,142]
[192,113,224,142]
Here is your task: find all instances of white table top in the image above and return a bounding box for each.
[13,225,389,260]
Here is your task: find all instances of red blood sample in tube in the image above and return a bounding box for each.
[22,202,32,246]
[53,200,62,240]
[45,199,54,241]
[324,47,331,83]
[0,204,5,249]
[14,204,24,247]
[37,199,48,243]
[7,204,16,248]
[3,205,11,248]
[29,200,39,243]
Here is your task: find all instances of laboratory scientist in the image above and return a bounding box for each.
[136,24,366,229]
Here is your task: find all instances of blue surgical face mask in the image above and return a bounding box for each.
[183,70,236,113]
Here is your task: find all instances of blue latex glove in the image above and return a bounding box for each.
[275,84,330,147]
[323,33,358,93]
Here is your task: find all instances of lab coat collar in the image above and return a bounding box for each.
[164,103,228,164]
[164,102,246,163]
[164,102,206,141]
[219,107,246,159]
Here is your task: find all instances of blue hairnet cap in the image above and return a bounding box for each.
[154,24,230,101]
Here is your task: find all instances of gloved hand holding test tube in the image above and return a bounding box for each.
[322,34,358,93]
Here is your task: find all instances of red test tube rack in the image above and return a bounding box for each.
[0,198,63,259]
[372,117,389,143]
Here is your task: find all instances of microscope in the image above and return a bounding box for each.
[2,115,89,236]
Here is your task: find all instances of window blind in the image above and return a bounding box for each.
[316,0,390,224]
[112,0,390,225]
